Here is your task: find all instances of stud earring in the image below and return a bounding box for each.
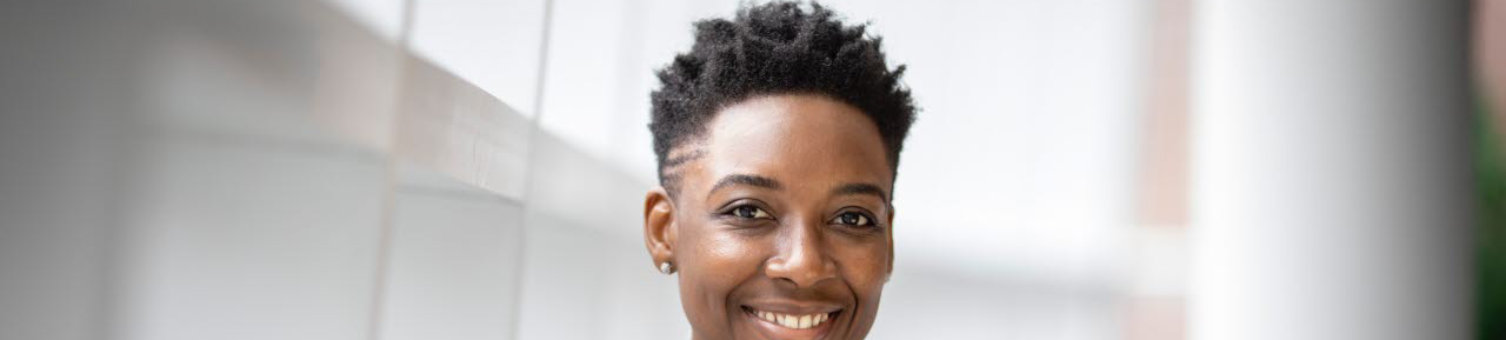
[659,262,675,275]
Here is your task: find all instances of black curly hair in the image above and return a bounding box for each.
[649,1,917,196]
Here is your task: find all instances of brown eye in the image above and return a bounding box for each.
[731,205,772,219]
[833,212,872,226]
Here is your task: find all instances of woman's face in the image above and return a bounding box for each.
[644,94,895,340]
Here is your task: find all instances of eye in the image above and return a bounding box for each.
[831,212,874,227]
[730,205,773,220]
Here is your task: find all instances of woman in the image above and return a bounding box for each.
[641,2,917,339]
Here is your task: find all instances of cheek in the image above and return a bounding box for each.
[831,238,889,336]
[835,237,890,322]
[678,227,769,331]
[833,237,891,290]
[699,231,768,269]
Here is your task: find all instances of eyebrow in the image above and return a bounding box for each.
[706,174,783,199]
[705,174,889,203]
[832,183,889,202]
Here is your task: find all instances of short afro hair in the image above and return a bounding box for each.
[649,1,917,194]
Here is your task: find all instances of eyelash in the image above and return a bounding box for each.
[726,204,774,220]
[831,211,878,229]
[721,204,880,230]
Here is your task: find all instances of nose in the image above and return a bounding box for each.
[764,219,838,288]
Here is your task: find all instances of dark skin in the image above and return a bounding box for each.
[644,94,895,340]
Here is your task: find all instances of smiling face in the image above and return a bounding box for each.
[644,94,895,340]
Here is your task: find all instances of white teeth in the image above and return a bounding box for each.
[751,309,833,330]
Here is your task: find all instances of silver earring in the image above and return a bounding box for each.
[658,262,675,275]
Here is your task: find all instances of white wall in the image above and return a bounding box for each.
[0,0,541,339]
[0,0,1155,339]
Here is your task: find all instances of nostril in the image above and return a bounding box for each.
[764,232,839,287]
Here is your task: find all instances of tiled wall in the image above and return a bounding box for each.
[0,0,675,339]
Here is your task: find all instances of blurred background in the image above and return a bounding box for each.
[0,0,1495,339]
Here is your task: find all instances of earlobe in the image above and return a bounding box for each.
[643,187,678,272]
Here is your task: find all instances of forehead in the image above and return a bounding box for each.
[683,94,892,195]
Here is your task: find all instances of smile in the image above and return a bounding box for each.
[743,306,839,330]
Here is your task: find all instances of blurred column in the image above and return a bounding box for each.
[1189,1,1472,340]
[0,4,133,339]
[1128,0,1191,338]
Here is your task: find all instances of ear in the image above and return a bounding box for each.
[885,209,896,280]
[644,186,678,272]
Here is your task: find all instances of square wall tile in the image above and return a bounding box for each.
[379,167,525,340]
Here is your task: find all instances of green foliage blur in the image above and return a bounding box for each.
[1479,95,1505,340]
